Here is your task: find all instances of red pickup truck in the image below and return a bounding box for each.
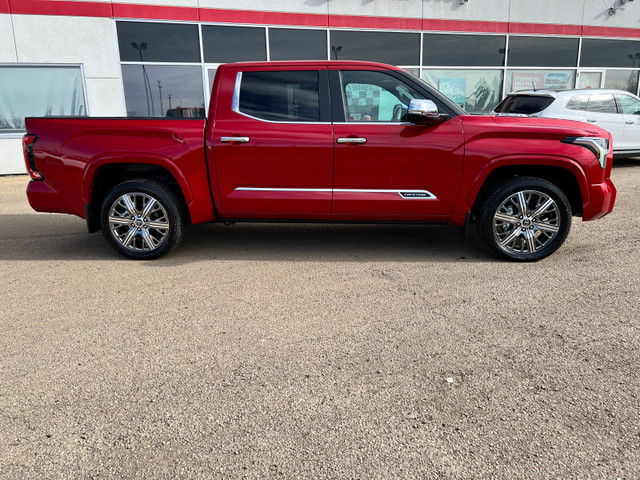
[24,61,616,261]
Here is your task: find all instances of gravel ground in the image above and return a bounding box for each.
[0,163,639,479]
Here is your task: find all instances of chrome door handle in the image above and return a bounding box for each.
[337,137,367,144]
[626,121,635,125]
[221,136,250,143]
[586,119,597,123]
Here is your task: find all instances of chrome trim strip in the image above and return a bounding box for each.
[235,187,332,192]
[232,71,242,112]
[234,188,437,199]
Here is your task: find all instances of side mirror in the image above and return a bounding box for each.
[407,99,449,125]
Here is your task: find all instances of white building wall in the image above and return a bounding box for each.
[2,0,640,175]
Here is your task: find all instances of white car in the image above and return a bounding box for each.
[493,89,640,158]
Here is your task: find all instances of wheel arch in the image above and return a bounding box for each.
[468,163,586,219]
[84,159,192,233]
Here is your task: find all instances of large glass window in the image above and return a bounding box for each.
[122,65,205,117]
[269,28,327,61]
[508,37,579,67]
[604,70,639,94]
[0,66,87,133]
[202,26,266,63]
[330,31,420,65]
[238,71,319,122]
[581,39,640,68]
[505,70,575,92]
[422,70,502,114]
[423,34,505,67]
[117,22,200,63]
[339,70,425,122]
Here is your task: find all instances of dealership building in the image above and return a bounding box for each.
[1,0,640,174]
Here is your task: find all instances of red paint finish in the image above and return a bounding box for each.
[25,61,616,238]
[329,14,421,31]
[509,22,582,36]
[24,117,214,224]
[421,18,509,34]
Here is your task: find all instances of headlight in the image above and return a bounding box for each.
[562,136,609,169]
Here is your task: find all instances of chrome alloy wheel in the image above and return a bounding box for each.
[492,189,561,255]
[108,192,170,252]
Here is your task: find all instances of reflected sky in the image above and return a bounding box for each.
[122,65,205,117]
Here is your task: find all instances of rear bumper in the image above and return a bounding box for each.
[26,180,85,218]
[583,178,616,221]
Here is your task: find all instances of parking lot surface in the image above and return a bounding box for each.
[1,163,639,479]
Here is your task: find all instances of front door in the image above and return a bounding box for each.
[330,68,465,218]
[615,93,640,151]
[212,67,333,216]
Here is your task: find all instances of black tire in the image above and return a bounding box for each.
[100,179,185,260]
[477,177,572,262]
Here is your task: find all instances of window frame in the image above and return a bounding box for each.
[0,63,89,138]
[232,69,331,124]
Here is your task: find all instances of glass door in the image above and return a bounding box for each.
[577,70,604,89]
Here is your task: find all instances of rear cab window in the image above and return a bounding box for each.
[494,95,554,115]
[237,70,320,122]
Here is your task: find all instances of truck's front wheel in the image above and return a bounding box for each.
[477,177,572,262]
[100,180,185,260]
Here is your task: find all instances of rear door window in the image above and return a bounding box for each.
[494,95,554,114]
[565,95,589,111]
[238,70,320,122]
[585,94,617,114]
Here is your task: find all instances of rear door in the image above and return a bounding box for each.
[584,93,625,149]
[212,66,333,215]
[615,93,640,151]
[329,67,464,218]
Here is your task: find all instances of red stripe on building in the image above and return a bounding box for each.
[582,25,640,39]
[422,18,509,33]
[9,0,112,17]
[113,3,198,22]
[328,14,421,31]
[509,22,582,36]
[198,8,329,27]
[5,0,640,40]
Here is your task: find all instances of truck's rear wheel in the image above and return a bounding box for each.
[477,177,571,262]
[100,180,184,260]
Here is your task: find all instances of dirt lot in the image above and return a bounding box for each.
[0,163,639,479]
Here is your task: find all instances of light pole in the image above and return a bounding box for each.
[157,80,164,116]
[131,42,155,116]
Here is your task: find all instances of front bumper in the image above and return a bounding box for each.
[583,178,616,221]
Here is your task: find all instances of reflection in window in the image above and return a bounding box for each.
[330,31,420,65]
[505,70,575,92]
[604,70,639,94]
[581,39,640,68]
[117,22,200,63]
[508,37,578,67]
[586,94,617,114]
[239,71,319,122]
[423,34,505,67]
[422,69,502,114]
[0,66,86,133]
[202,26,266,63]
[269,28,327,61]
[340,70,425,122]
[616,94,640,114]
[122,65,205,117]
[566,95,589,111]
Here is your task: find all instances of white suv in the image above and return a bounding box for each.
[493,89,640,158]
